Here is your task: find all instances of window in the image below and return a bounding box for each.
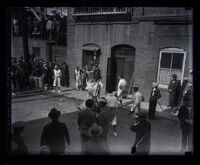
[157,48,186,88]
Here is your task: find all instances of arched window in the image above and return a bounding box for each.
[82,43,100,68]
[157,48,187,88]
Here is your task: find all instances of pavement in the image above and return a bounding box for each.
[11,88,183,155]
[12,87,178,123]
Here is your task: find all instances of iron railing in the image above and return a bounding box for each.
[72,7,130,15]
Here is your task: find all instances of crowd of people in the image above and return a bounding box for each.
[11,56,69,95]
[11,65,193,155]
[74,62,103,100]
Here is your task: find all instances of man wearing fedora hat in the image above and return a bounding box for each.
[82,123,110,155]
[40,108,71,154]
[130,111,151,155]
[148,82,161,120]
[168,74,181,110]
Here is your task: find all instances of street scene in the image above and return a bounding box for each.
[10,7,193,155]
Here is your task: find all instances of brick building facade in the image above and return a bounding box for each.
[67,7,193,105]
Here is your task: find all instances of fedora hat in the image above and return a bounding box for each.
[48,108,61,119]
[133,84,139,88]
[172,74,177,78]
[88,123,103,137]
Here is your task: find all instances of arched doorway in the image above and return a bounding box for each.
[106,45,136,93]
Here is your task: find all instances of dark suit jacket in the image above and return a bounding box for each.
[177,105,192,131]
[40,121,70,153]
[149,87,161,101]
[77,108,96,131]
[130,120,151,154]
[97,107,115,137]
[168,79,181,95]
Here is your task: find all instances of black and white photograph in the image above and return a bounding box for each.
[5,6,194,156]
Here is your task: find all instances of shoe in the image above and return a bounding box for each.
[12,92,16,96]
[52,90,55,92]
[113,132,118,137]
[58,90,61,93]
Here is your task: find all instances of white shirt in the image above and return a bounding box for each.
[54,69,61,78]
[132,91,143,108]
[106,94,118,108]
[118,79,127,89]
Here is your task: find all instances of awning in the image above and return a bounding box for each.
[82,46,100,51]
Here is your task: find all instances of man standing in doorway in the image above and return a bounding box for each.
[117,75,127,105]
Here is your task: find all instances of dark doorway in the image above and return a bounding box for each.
[106,45,135,93]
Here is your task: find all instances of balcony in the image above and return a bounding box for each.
[71,7,192,23]
[72,7,133,22]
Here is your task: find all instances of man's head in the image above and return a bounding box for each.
[135,111,147,121]
[172,74,177,80]
[48,108,61,121]
[152,82,158,88]
[133,84,139,92]
[85,99,94,109]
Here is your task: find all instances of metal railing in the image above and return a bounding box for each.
[72,7,129,15]
[72,7,192,17]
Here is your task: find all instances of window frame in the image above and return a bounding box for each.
[157,48,187,89]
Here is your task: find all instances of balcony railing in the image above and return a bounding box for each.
[72,7,130,16]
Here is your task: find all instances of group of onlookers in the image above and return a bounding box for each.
[11,57,69,95]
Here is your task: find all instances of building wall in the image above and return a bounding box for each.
[12,36,47,60]
[67,8,192,105]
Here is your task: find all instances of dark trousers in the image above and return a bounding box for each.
[169,92,180,108]
[181,127,193,152]
[61,76,69,87]
[148,99,157,120]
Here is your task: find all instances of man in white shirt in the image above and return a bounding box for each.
[74,66,82,90]
[117,75,127,105]
[106,90,119,136]
[52,65,62,93]
[128,84,143,117]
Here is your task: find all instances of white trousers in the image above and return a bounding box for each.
[53,77,61,87]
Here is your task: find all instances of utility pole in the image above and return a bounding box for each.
[21,8,30,85]
[21,8,29,65]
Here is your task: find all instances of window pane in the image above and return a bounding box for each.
[172,53,184,70]
[160,53,172,68]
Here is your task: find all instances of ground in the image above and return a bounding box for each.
[11,89,183,155]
